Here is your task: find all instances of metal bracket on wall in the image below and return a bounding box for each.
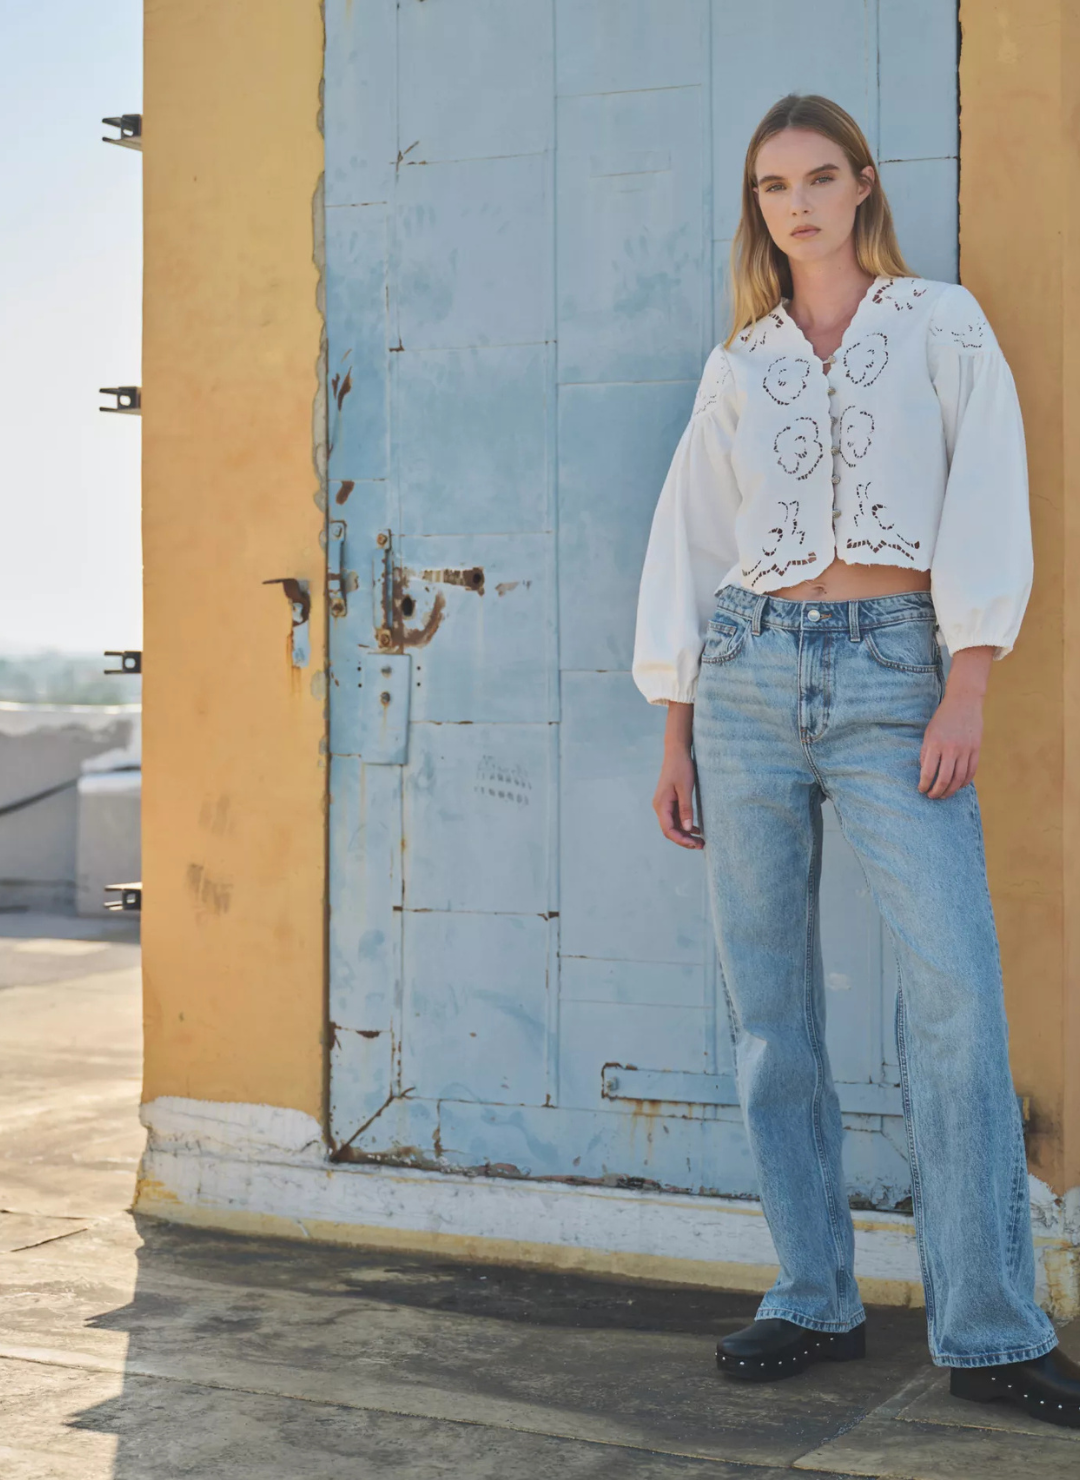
[328,521,348,618]
[102,114,142,150]
[104,882,142,912]
[104,650,141,675]
[262,579,311,667]
[374,529,395,649]
[99,386,141,415]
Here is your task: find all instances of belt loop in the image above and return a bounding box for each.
[752,594,767,637]
[848,599,861,642]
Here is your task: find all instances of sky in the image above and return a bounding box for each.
[0,0,143,654]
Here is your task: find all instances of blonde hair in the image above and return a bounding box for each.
[725,94,911,347]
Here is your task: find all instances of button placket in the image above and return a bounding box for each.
[825,357,842,496]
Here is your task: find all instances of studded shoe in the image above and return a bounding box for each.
[716,1317,866,1382]
[949,1345,1080,1428]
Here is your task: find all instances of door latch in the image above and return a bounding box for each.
[328,520,348,618]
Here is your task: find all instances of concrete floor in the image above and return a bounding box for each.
[0,915,1078,1479]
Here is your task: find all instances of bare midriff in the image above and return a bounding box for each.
[772,555,931,602]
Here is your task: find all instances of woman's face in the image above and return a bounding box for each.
[752,127,874,266]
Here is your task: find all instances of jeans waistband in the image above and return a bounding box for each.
[713,583,936,638]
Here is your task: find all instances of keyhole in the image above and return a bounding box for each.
[401,595,415,617]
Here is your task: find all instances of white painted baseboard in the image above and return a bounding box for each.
[136,1096,1080,1320]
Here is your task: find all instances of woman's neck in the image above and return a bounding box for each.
[786,249,876,360]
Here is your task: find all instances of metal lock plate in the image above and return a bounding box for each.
[353,652,411,764]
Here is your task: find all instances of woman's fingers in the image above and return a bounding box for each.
[918,740,940,796]
[675,777,702,840]
[653,781,703,848]
[947,747,979,798]
[926,749,958,800]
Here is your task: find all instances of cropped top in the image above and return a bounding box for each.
[632,275,1034,706]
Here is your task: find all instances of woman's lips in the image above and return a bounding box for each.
[791,226,820,238]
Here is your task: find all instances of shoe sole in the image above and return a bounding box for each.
[949,1368,1080,1429]
[716,1324,866,1383]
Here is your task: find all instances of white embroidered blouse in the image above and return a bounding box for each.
[632,275,1033,706]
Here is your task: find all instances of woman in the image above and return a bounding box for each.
[632,94,1079,1427]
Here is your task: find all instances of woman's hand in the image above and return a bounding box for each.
[653,701,704,848]
[919,646,994,799]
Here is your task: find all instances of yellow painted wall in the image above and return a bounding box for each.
[141,0,328,1118]
[958,0,1078,1195]
[139,0,1079,1204]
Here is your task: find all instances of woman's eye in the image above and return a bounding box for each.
[813,174,835,185]
[764,182,785,192]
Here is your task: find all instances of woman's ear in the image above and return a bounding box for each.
[857,165,875,204]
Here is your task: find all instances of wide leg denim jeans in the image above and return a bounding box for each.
[693,585,1057,1368]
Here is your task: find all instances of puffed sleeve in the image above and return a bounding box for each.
[927,284,1033,659]
[632,346,742,704]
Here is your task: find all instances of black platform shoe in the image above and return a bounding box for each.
[716,1317,866,1382]
[950,1345,1080,1429]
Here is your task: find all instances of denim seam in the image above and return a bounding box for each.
[715,954,741,1084]
[965,784,1029,1289]
[816,778,939,1335]
[799,783,852,1323]
[1004,1102,1028,1289]
[893,969,940,1338]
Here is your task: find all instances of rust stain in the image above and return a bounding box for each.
[331,367,352,409]
[185,863,232,916]
[328,1084,416,1163]
[420,566,484,595]
[262,577,311,629]
[495,580,518,596]
[403,590,446,648]
[335,479,355,505]
[387,564,447,650]
[357,1029,381,1040]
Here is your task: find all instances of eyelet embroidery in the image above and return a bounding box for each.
[839,407,874,467]
[762,355,811,405]
[739,312,784,352]
[743,499,818,588]
[930,316,986,352]
[841,332,889,387]
[844,481,920,562]
[691,350,734,418]
[872,277,929,312]
[774,417,824,480]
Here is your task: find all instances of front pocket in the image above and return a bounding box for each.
[863,619,940,673]
[701,616,747,665]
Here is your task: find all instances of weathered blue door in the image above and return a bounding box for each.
[324,0,959,1209]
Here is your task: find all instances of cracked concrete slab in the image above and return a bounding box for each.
[1,917,1078,1480]
[0,1355,843,1480]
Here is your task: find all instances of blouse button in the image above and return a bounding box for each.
[827,385,836,396]
[831,475,840,485]
[831,445,840,455]
[832,509,841,521]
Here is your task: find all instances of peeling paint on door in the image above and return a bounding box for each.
[324,0,960,1212]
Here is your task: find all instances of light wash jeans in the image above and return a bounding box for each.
[693,585,1057,1368]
